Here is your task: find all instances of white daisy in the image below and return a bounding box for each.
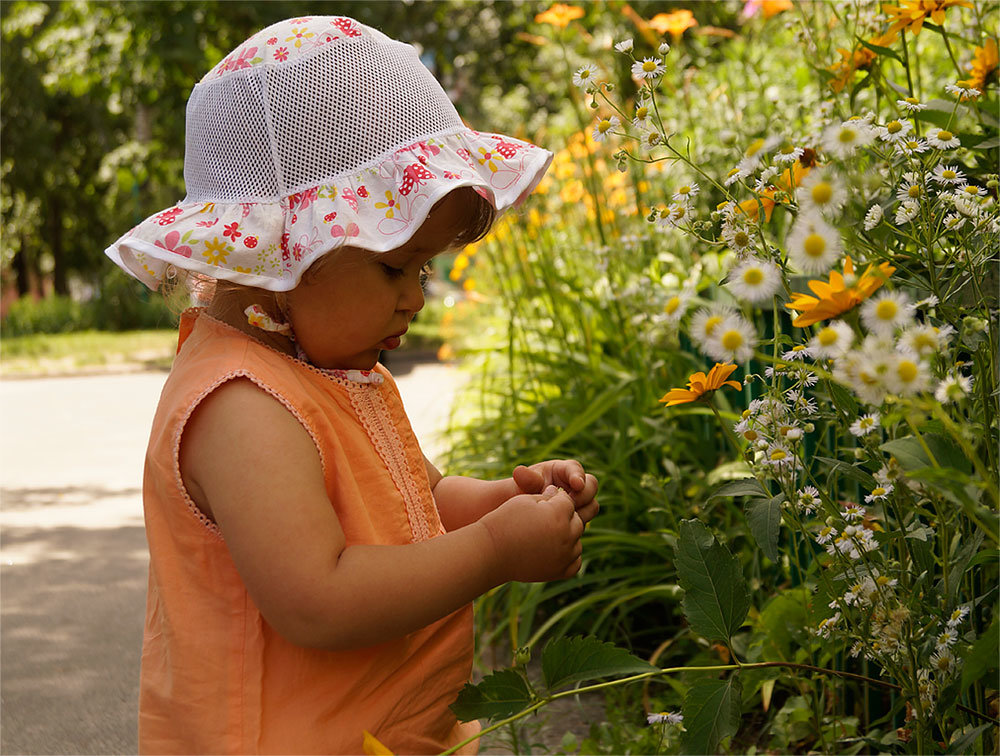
[689,306,734,348]
[704,313,758,363]
[797,170,847,217]
[927,128,961,150]
[894,199,920,225]
[934,373,973,403]
[632,102,653,130]
[835,348,889,406]
[721,214,756,252]
[896,172,926,203]
[647,711,683,725]
[842,504,867,522]
[931,164,967,186]
[723,166,749,187]
[875,118,913,144]
[764,443,796,470]
[849,412,880,437]
[573,63,601,90]
[786,213,843,274]
[895,138,929,157]
[959,183,986,197]
[864,484,893,503]
[640,130,662,152]
[631,57,665,80]
[614,38,633,53]
[899,324,952,357]
[864,204,883,230]
[942,212,967,232]
[930,648,957,677]
[947,606,970,628]
[886,354,931,396]
[725,257,783,302]
[737,136,778,174]
[658,42,671,56]
[592,115,621,143]
[781,344,813,361]
[936,628,958,649]
[797,486,821,515]
[671,182,700,202]
[810,320,854,358]
[816,525,837,545]
[897,97,927,112]
[661,290,691,323]
[774,143,804,164]
[659,200,692,228]
[860,290,913,335]
[945,82,981,100]
[822,119,874,158]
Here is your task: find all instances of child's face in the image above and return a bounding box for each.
[285,190,470,370]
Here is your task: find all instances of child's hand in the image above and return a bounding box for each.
[479,486,584,583]
[512,460,599,524]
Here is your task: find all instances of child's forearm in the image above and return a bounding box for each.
[432,475,519,531]
[290,520,502,650]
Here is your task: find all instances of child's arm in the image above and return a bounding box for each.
[426,458,600,532]
[180,379,584,652]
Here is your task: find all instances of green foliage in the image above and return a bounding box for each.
[680,676,743,755]
[451,668,533,724]
[541,636,656,692]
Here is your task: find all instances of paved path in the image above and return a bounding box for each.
[0,361,464,755]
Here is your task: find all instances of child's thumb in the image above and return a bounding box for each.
[513,464,545,493]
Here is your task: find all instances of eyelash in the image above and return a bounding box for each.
[380,262,433,283]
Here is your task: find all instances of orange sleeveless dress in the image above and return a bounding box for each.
[139,309,480,754]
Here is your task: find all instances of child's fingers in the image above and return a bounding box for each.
[554,459,587,491]
[513,464,545,494]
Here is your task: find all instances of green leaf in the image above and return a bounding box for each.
[536,377,632,458]
[746,495,783,563]
[681,676,743,755]
[881,433,971,474]
[449,668,532,723]
[708,478,768,501]
[961,617,999,692]
[856,36,903,63]
[540,635,657,692]
[967,134,999,150]
[949,724,993,755]
[675,520,751,644]
[814,456,878,489]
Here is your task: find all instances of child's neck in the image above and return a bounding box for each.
[206,291,296,358]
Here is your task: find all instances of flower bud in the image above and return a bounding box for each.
[803,423,815,433]
[514,646,531,666]
[854,448,865,460]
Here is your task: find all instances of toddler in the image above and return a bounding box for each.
[105,16,598,755]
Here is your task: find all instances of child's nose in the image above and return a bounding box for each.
[398,274,425,314]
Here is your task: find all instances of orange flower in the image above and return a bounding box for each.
[827,29,899,92]
[882,0,973,36]
[760,0,793,17]
[534,3,584,28]
[659,362,742,407]
[362,731,394,756]
[738,163,812,222]
[649,9,698,38]
[968,37,998,90]
[784,256,896,327]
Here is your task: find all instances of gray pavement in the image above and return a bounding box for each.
[0,360,464,755]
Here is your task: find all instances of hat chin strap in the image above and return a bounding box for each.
[244,304,294,338]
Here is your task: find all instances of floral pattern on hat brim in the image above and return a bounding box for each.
[106,129,553,292]
[204,17,371,82]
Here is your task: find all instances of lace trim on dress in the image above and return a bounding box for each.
[343,381,433,543]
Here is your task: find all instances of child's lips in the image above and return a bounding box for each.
[381,329,407,350]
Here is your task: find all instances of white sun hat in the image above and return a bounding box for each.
[105,16,553,292]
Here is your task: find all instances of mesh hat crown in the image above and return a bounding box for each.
[106,16,552,292]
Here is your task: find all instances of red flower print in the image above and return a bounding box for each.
[491,136,522,159]
[333,18,361,37]
[291,17,312,23]
[196,218,219,228]
[399,163,435,195]
[267,37,278,45]
[324,212,337,222]
[274,47,289,62]
[244,236,258,248]
[291,214,298,224]
[231,46,258,71]
[280,232,290,260]
[289,187,318,211]
[223,222,241,241]
[292,242,305,261]
[154,230,193,258]
[330,223,360,240]
[357,186,369,198]
[155,207,183,226]
[341,188,358,212]
[240,203,253,218]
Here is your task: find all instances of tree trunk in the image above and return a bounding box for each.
[12,235,29,297]
[49,194,68,296]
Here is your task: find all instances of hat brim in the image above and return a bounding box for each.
[106,129,552,292]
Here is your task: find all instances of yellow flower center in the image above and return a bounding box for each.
[905,140,919,149]
[964,185,979,194]
[905,97,919,104]
[721,330,744,350]
[581,68,592,78]
[811,181,834,205]
[875,300,898,320]
[642,60,657,72]
[742,268,765,285]
[674,204,686,218]
[937,130,954,140]
[727,168,741,178]
[780,143,796,154]
[704,315,724,336]
[877,576,892,586]
[908,185,921,198]
[770,449,787,461]
[942,169,957,180]
[598,119,612,133]
[897,360,918,383]
[818,327,839,346]
[636,106,649,119]
[745,138,765,157]
[886,120,903,133]
[733,231,750,247]
[677,184,690,194]
[743,429,759,441]
[872,487,886,496]
[664,296,681,314]
[803,233,827,257]
[912,332,935,350]
[838,127,857,144]
[792,345,807,352]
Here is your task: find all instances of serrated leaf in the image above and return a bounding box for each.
[681,676,743,755]
[540,635,657,692]
[708,478,768,501]
[746,495,783,563]
[675,520,751,644]
[880,433,971,473]
[449,668,532,723]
